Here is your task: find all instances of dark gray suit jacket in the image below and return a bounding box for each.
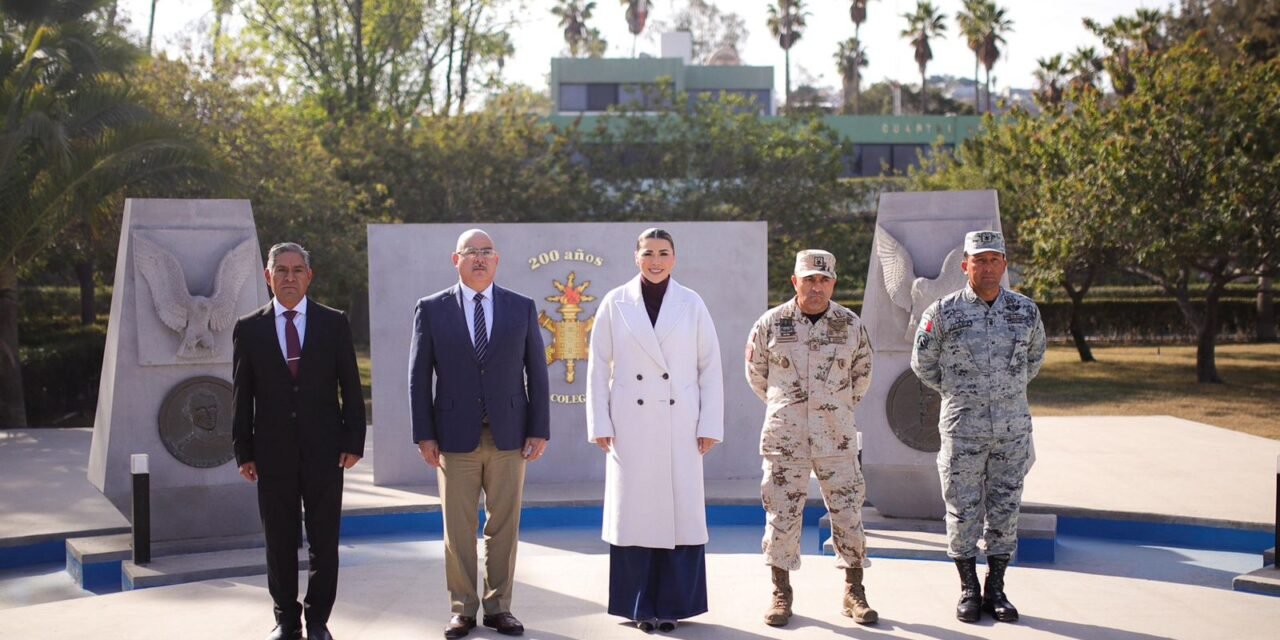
[232,300,366,476]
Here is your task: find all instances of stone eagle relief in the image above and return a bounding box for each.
[133,235,257,359]
[875,225,967,342]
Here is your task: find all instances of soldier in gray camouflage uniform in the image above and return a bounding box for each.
[745,250,877,627]
[911,230,1046,624]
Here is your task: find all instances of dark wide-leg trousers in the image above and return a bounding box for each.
[258,463,344,629]
[608,545,708,621]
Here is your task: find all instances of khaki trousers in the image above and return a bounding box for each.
[438,428,527,616]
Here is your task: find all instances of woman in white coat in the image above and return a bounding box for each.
[587,227,724,632]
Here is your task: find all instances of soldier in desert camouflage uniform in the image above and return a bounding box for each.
[745,250,877,627]
[911,230,1046,624]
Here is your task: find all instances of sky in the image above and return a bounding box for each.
[118,0,1161,104]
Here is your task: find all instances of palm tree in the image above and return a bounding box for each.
[767,0,809,112]
[900,1,946,114]
[551,0,598,58]
[146,0,158,52]
[834,37,868,114]
[977,2,1013,113]
[1084,9,1166,97]
[850,0,874,39]
[0,0,211,426]
[1032,53,1067,107]
[956,0,985,113]
[620,0,649,57]
[1067,46,1104,93]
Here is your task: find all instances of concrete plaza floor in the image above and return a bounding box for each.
[1,416,1278,639]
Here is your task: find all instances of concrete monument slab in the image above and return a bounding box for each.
[368,222,767,486]
[88,199,269,540]
[856,190,1008,518]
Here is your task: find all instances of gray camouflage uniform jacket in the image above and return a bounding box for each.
[911,285,1047,438]
[746,299,873,458]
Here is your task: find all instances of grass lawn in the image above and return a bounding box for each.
[1029,343,1280,440]
[360,343,1280,440]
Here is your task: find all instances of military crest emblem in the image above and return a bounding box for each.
[537,272,596,383]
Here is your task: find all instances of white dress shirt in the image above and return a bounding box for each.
[272,296,308,361]
[458,282,494,346]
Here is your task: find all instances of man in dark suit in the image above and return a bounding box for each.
[409,229,551,638]
[233,242,366,640]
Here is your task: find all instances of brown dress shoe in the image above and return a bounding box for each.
[444,615,476,639]
[482,612,525,636]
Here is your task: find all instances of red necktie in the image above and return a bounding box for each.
[283,309,301,378]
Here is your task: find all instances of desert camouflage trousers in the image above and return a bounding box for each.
[938,432,1033,559]
[761,455,867,571]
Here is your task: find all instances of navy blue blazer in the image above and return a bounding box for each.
[408,284,551,452]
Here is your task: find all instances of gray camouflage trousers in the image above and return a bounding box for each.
[761,455,867,571]
[938,432,1032,559]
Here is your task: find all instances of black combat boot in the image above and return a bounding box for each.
[954,557,982,623]
[983,554,1019,622]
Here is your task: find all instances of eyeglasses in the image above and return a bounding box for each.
[456,248,497,259]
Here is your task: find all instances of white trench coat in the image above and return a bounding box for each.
[586,275,724,548]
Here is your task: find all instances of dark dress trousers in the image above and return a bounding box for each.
[232,300,366,630]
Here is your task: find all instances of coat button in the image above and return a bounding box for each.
[292,385,299,392]
[669,399,675,405]
[662,373,669,380]
[637,399,644,405]
[636,374,643,380]
[290,411,297,418]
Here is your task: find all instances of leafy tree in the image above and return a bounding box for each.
[129,54,383,334]
[242,0,516,120]
[900,0,946,114]
[766,0,809,112]
[1,0,210,426]
[649,0,747,64]
[1091,41,1280,381]
[577,88,856,295]
[1170,0,1280,64]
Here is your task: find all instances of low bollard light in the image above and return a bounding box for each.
[131,453,151,565]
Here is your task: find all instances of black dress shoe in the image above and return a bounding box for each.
[483,612,525,636]
[444,615,477,639]
[306,624,334,640]
[266,625,302,640]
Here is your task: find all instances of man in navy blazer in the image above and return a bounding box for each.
[409,228,550,639]
[233,242,365,640]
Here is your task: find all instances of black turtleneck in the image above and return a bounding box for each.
[641,276,669,326]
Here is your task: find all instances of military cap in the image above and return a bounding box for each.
[794,250,837,279]
[964,230,1005,255]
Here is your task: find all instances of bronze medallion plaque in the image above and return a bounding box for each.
[158,376,235,468]
[885,369,942,453]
